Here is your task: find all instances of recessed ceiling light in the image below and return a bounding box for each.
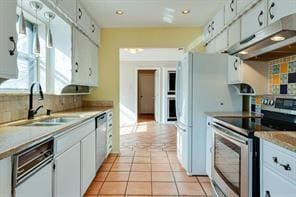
[182,9,191,14]
[239,51,248,55]
[271,35,286,42]
[116,10,124,15]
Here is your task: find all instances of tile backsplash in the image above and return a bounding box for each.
[0,94,82,124]
[269,55,296,95]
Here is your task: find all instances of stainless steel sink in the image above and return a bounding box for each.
[39,117,79,123]
[12,116,80,126]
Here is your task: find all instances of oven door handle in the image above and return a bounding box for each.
[212,122,248,145]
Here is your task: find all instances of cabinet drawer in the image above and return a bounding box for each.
[262,140,296,182]
[55,119,95,155]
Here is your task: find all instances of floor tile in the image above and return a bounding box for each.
[95,172,108,181]
[152,171,174,182]
[201,182,213,196]
[129,171,151,181]
[170,163,185,172]
[173,172,198,182]
[131,163,151,171]
[105,172,130,181]
[84,181,103,195]
[126,182,152,195]
[152,163,171,171]
[104,156,117,163]
[198,176,211,183]
[176,182,205,196]
[151,156,169,164]
[135,151,150,157]
[152,182,178,195]
[133,156,151,163]
[99,182,127,195]
[115,156,133,163]
[119,150,135,157]
[110,163,131,172]
[99,163,113,172]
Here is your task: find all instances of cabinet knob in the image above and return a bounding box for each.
[258,11,264,26]
[75,62,79,72]
[265,191,271,197]
[78,8,82,19]
[230,0,234,12]
[269,2,275,20]
[233,59,238,71]
[92,24,95,33]
[89,68,92,76]
[9,36,16,56]
[211,21,214,31]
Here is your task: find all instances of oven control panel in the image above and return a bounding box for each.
[261,95,296,114]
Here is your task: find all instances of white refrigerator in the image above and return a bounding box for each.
[175,52,242,175]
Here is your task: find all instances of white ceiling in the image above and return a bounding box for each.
[120,48,184,61]
[80,0,227,28]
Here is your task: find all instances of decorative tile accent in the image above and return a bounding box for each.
[272,85,280,95]
[255,97,261,105]
[280,63,288,73]
[280,85,288,94]
[272,75,280,85]
[280,74,288,84]
[288,83,296,95]
[288,73,296,83]
[288,61,296,73]
[272,64,280,74]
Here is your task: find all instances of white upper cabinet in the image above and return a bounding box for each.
[57,0,77,22]
[77,1,91,34]
[228,56,242,84]
[0,0,18,81]
[267,0,296,25]
[89,43,99,87]
[237,0,258,14]
[90,20,100,45]
[228,19,241,47]
[225,0,237,24]
[212,9,225,37]
[215,29,228,52]
[241,0,267,40]
[203,22,212,43]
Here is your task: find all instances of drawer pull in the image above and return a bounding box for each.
[265,191,271,197]
[272,156,292,171]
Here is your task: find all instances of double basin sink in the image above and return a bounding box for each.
[13,116,81,127]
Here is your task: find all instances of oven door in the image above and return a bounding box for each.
[211,123,250,197]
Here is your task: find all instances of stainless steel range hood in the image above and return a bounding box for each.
[227,14,296,61]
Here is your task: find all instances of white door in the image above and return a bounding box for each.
[55,143,81,197]
[228,56,242,84]
[225,0,237,24]
[15,163,52,197]
[138,71,155,114]
[241,0,267,40]
[57,0,76,21]
[0,0,18,78]
[267,0,296,25]
[81,131,96,195]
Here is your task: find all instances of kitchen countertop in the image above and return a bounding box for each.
[255,132,296,153]
[205,111,261,118]
[0,107,112,160]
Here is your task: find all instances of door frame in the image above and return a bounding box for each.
[135,67,161,123]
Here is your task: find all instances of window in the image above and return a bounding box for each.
[0,19,37,91]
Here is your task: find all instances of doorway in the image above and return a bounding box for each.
[137,70,155,122]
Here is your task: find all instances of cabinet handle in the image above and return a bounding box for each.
[207,122,211,126]
[9,36,16,56]
[109,134,112,138]
[207,24,211,34]
[269,2,275,20]
[258,11,264,26]
[109,123,112,127]
[272,156,292,171]
[92,24,95,33]
[211,21,214,31]
[75,62,79,72]
[265,191,271,197]
[109,145,112,149]
[78,8,82,19]
[230,0,234,12]
[240,34,256,45]
[233,59,238,71]
[89,68,92,76]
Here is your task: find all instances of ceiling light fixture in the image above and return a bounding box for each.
[239,51,248,55]
[30,1,43,56]
[18,0,27,38]
[44,11,55,48]
[116,10,124,15]
[270,35,286,42]
[182,9,191,14]
[124,48,144,54]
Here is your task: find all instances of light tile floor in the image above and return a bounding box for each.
[84,121,212,196]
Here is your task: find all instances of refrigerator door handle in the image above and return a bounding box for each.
[175,123,187,132]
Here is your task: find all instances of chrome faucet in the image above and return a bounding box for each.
[28,82,44,119]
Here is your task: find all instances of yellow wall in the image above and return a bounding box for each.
[84,27,202,153]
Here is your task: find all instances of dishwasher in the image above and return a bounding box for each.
[96,113,107,170]
[12,138,54,197]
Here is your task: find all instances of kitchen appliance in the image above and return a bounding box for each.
[12,138,54,197]
[95,113,107,170]
[211,95,296,197]
[228,13,296,61]
[175,52,242,175]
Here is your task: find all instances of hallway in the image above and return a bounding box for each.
[84,122,212,196]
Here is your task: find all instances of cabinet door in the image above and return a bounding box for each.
[203,22,212,42]
[206,39,216,53]
[205,117,213,179]
[90,21,99,45]
[215,30,228,52]
[212,9,225,37]
[89,43,98,87]
[73,28,91,85]
[262,167,296,197]
[77,2,91,35]
[225,0,237,24]
[267,0,296,25]
[0,0,18,79]
[81,131,96,195]
[228,19,241,47]
[241,0,267,40]
[0,157,11,197]
[57,0,77,21]
[228,56,242,84]
[237,0,258,14]
[54,143,81,197]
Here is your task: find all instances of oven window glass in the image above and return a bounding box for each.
[214,133,241,195]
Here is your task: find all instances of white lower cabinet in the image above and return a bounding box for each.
[55,143,81,197]
[106,110,113,155]
[0,157,11,197]
[261,140,296,197]
[205,116,213,179]
[81,131,96,195]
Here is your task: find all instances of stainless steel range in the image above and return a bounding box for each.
[211,95,296,197]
